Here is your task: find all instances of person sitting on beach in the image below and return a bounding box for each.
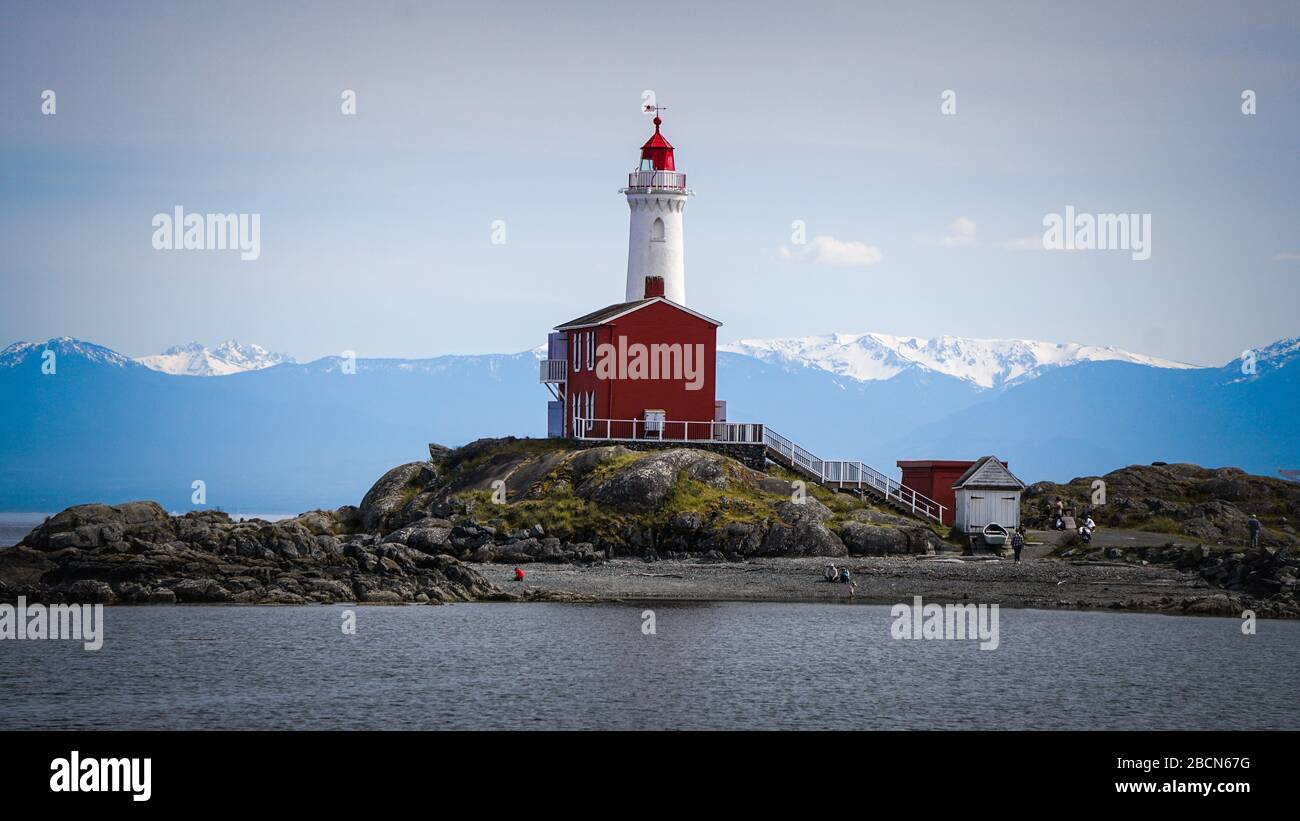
[1054,516,1065,531]
[839,567,857,596]
[513,567,525,582]
[824,564,838,582]
[1077,519,1093,543]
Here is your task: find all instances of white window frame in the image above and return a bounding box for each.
[573,332,582,372]
[586,331,595,370]
[651,217,665,242]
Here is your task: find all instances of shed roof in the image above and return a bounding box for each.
[554,296,722,331]
[952,456,1025,490]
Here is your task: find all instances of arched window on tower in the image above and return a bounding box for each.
[651,217,665,242]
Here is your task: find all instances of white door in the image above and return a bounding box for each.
[996,495,1019,528]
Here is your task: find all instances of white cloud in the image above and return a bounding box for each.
[779,235,883,267]
[940,217,977,246]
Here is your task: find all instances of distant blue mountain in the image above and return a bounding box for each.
[1,336,1296,512]
[0,339,541,512]
[880,355,1300,482]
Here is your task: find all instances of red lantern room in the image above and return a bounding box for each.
[638,115,676,172]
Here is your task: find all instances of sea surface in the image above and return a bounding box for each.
[0,513,46,547]
[2,602,1296,730]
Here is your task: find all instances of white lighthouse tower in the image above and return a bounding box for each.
[622,110,692,305]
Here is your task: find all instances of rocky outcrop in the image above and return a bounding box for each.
[1025,463,1300,548]
[1,501,498,606]
[1056,540,1300,618]
[0,438,958,604]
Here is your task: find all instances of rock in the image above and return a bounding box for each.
[361,589,405,603]
[381,519,453,553]
[358,462,433,532]
[288,510,340,536]
[65,580,117,604]
[429,443,452,461]
[1182,594,1241,616]
[262,589,309,605]
[579,449,730,513]
[776,497,833,524]
[840,522,909,556]
[113,582,151,603]
[568,446,633,484]
[148,588,177,604]
[172,579,232,603]
[19,501,168,550]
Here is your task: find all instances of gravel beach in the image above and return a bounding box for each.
[473,550,1215,615]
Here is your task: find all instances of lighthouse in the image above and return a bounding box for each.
[539,110,725,440]
[622,111,692,305]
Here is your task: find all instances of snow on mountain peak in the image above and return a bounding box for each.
[137,341,295,376]
[721,332,1201,389]
[0,338,137,369]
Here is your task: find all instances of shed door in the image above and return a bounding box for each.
[967,494,988,528]
[996,495,1019,528]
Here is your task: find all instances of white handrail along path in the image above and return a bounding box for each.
[763,427,946,523]
[568,416,946,524]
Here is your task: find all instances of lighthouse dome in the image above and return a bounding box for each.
[639,116,676,171]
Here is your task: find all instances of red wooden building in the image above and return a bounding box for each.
[896,459,1012,526]
[544,275,723,439]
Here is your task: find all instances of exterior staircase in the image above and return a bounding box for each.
[762,428,947,524]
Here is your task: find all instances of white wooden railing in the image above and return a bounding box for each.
[567,416,946,524]
[762,427,946,523]
[625,170,687,191]
[573,417,763,444]
[539,359,567,383]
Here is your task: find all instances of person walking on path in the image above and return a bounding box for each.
[1248,515,1261,548]
[1011,528,1025,563]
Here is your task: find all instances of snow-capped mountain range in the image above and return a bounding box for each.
[720,333,1201,390]
[1,333,1296,510]
[136,341,295,376]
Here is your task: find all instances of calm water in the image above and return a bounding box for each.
[1,602,1296,730]
[0,513,45,547]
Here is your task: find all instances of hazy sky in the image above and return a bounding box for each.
[2,0,1297,366]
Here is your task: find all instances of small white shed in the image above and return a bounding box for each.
[952,456,1025,536]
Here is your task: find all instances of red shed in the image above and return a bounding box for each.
[896,460,980,526]
[548,275,721,439]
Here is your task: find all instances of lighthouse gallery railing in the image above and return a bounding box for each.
[625,170,687,190]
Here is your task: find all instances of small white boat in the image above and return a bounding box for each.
[981,523,1008,547]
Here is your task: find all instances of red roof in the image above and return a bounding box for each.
[554,296,720,331]
[640,116,676,171]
